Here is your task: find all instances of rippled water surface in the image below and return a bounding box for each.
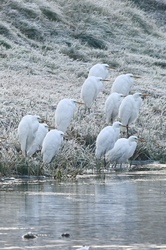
[1,170,166,250]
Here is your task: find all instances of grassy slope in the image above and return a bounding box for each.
[0,0,166,175]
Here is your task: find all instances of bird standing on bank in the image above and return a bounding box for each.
[27,123,48,156]
[88,63,109,79]
[18,114,40,156]
[80,76,105,112]
[55,98,83,133]
[105,135,138,168]
[118,92,143,136]
[104,92,123,124]
[111,73,141,96]
[41,129,64,164]
[95,121,124,166]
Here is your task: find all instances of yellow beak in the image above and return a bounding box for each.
[75,101,84,105]
[102,79,110,82]
[138,137,145,142]
[142,93,151,97]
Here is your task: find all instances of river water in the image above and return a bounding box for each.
[1,169,166,250]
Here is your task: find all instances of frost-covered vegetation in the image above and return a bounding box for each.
[0,0,166,177]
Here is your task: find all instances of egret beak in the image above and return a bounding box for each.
[138,137,145,142]
[109,67,115,70]
[142,93,151,97]
[41,118,49,123]
[121,124,127,128]
[75,101,84,105]
[48,126,56,130]
[133,75,141,79]
[102,79,110,82]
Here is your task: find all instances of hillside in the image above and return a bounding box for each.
[0,0,166,175]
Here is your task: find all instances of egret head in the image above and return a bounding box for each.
[43,123,48,128]
[60,131,64,137]
[133,92,142,99]
[128,135,138,142]
[112,121,126,128]
[119,93,124,98]
[126,73,141,79]
[103,64,109,68]
[126,73,134,78]
[33,115,41,121]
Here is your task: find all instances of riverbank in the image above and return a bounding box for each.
[0,0,166,176]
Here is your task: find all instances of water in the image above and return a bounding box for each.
[1,170,166,250]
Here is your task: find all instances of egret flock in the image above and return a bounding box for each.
[18,63,147,168]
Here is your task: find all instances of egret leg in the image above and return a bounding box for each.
[126,125,129,138]
[112,163,116,169]
[88,107,91,114]
[104,155,107,168]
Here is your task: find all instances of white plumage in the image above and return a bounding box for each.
[95,121,123,165]
[27,123,48,157]
[80,76,104,111]
[55,98,80,133]
[118,93,143,135]
[88,63,109,79]
[41,129,64,164]
[106,135,138,167]
[18,115,40,156]
[111,73,140,96]
[104,92,123,124]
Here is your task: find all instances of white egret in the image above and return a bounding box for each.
[88,63,109,79]
[105,135,138,168]
[18,115,40,156]
[95,121,124,166]
[80,76,104,112]
[111,73,141,95]
[55,98,83,133]
[104,92,123,124]
[41,129,64,164]
[118,92,143,136]
[27,123,48,157]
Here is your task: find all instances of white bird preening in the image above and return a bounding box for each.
[27,123,48,157]
[118,92,144,136]
[111,73,141,96]
[80,76,106,112]
[41,129,64,164]
[105,135,138,168]
[88,63,109,79]
[104,92,124,124]
[18,114,40,156]
[55,98,83,133]
[95,121,125,166]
